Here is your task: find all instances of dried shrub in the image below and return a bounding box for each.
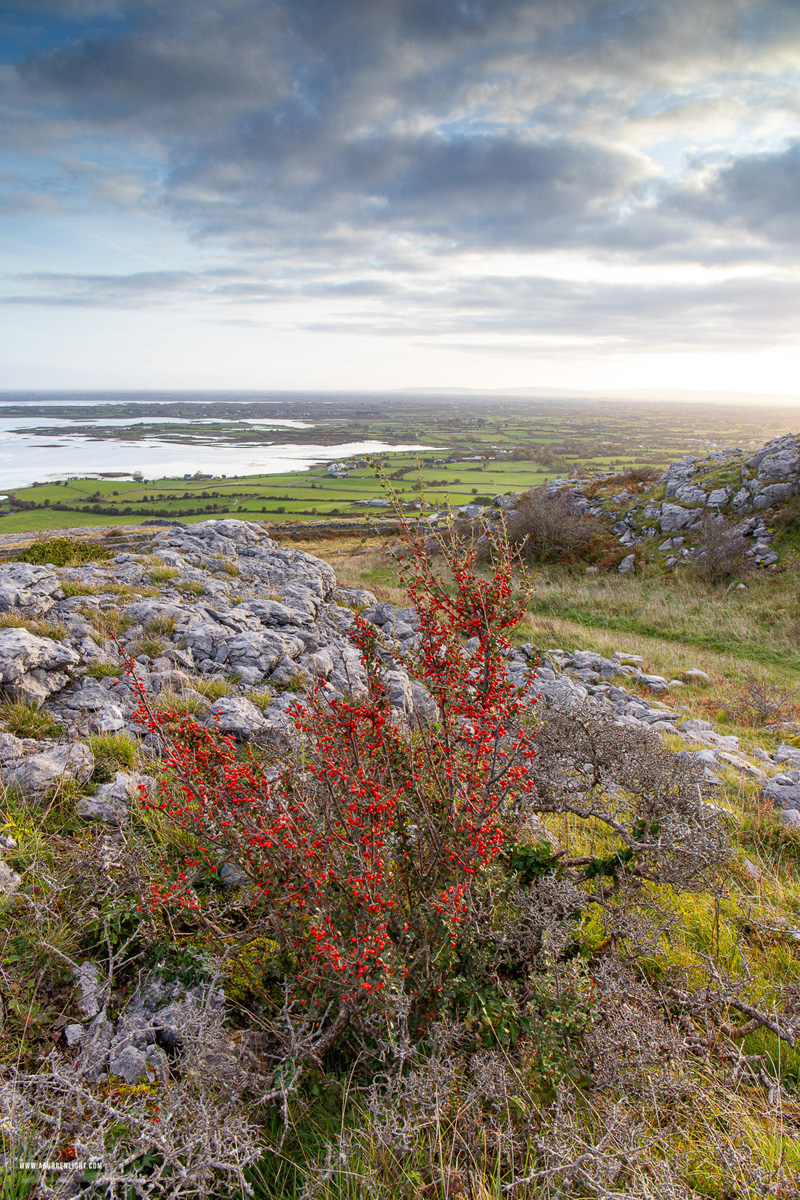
[721,670,796,726]
[693,513,751,583]
[585,466,660,499]
[529,699,727,895]
[2,997,263,1199]
[505,486,602,562]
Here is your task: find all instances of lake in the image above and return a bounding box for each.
[0,396,434,489]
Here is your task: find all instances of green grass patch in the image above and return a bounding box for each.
[0,699,64,740]
[87,732,140,782]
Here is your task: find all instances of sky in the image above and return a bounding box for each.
[1,0,800,396]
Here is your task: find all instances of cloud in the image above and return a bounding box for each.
[0,267,247,306]
[689,139,800,244]
[2,0,800,377]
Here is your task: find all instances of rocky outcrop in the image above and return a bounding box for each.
[0,515,793,837]
[494,432,800,569]
[0,522,439,806]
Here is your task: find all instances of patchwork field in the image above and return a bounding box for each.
[0,394,796,534]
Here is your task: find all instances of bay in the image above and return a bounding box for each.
[0,396,432,490]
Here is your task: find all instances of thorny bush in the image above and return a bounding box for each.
[135,513,540,1050]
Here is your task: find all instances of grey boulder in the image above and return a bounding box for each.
[762,781,800,809]
[0,859,21,896]
[76,771,152,826]
[0,627,79,703]
[0,562,62,617]
[5,741,94,797]
[206,696,267,739]
[659,504,696,533]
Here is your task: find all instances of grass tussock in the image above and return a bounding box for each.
[87,731,140,782]
[0,698,64,740]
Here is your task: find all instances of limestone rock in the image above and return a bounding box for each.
[762,780,800,809]
[206,696,267,740]
[680,668,710,684]
[0,627,79,702]
[0,859,21,895]
[639,674,669,693]
[5,741,94,796]
[79,1012,114,1083]
[74,961,105,1020]
[775,744,800,768]
[678,718,713,733]
[659,504,697,533]
[0,562,62,617]
[76,771,152,826]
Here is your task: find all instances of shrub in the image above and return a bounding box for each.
[585,466,660,498]
[10,537,108,568]
[720,671,796,727]
[139,515,540,1049]
[693,512,751,582]
[129,492,732,1100]
[505,485,602,562]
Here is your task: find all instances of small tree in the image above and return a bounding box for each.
[693,512,751,582]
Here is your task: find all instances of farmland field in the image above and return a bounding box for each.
[0,392,796,533]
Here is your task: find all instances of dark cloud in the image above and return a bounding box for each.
[691,140,800,244]
[2,0,800,363]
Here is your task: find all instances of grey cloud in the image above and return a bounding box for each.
[7,253,799,361]
[3,0,800,344]
[1,268,246,306]
[702,140,800,243]
[298,272,800,351]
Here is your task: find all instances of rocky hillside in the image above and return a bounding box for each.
[2,495,800,1195]
[1,514,797,905]
[497,431,800,571]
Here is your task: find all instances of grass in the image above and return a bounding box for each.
[194,677,235,700]
[128,632,168,659]
[477,564,800,691]
[84,661,122,679]
[84,608,136,638]
[0,699,64,740]
[87,732,140,782]
[60,580,101,597]
[148,565,180,583]
[0,613,68,641]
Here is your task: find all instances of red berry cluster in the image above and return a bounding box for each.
[129,511,538,1015]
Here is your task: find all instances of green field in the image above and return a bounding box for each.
[0,456,562,532]
[0,394,796,533]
